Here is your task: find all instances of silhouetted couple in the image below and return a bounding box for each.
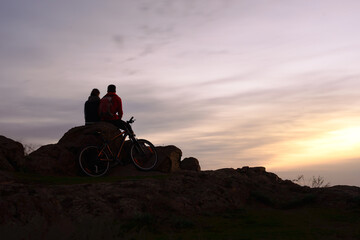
[84,84,131,132]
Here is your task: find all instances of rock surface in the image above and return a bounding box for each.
[0,167,359,227]
[23,122,122,176]
[155,145,182,172]
[0,136,24,171]
[180,157,201,172]
[1,132,359,239]
[11,123,196,176]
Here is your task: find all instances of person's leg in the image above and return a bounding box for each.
[106,120,132,133]
[120,120,134,136]
[105,120,123,129]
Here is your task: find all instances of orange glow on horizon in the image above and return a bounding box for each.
[268,125,360,171]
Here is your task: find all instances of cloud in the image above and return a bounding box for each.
[154,73,360,168]
[112,35,124,49]
[0,93,82,144]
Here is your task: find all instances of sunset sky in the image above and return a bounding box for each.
[1,0,360,186]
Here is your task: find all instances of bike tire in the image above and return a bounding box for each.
[130,139,158,171]
[79,146,110,177]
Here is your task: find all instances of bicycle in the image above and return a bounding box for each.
[79,117,158,177]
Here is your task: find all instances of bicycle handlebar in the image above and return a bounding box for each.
[127,116,135,124]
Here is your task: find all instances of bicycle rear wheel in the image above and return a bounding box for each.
[130,139,158,171]
[79,146,110,177]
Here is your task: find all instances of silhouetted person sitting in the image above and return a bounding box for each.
[84,88,100,125]
[99,84,131,132]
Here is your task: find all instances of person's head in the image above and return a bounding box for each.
[90,88,100,97]
[107,84,116,93]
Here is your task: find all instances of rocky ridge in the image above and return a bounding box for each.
[1,125,360,239]
[0,122,200,176]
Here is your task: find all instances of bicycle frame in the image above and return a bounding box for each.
[98,130,130,161]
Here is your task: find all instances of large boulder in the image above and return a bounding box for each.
[58,122,122,150]
[23,123,196,176]
[155,145,182,172]
[0,136,24,171]
[24,122,122,176]
[23,144,75,175]
[180,157,201,172]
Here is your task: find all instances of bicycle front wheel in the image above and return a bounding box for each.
[130,139,158,171]
[79,146,110,177]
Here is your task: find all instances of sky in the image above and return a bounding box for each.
[1,0,360,186]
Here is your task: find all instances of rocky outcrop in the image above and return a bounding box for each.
[23,144,77,176]
[23,122,121,176]
[2,128,360,239]
[0,167,359,230]
[180,157,201,172]
[0,152,359,240]
[0,136,24,171]
[153,146,201,172]
[8,123,200,176]
[155,145,182,172]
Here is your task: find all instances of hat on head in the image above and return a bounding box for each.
[107,84,116,93]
